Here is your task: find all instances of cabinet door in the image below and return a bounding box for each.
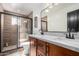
[48,43,65,56]
[29,37,36,56]
[37,40,47,56]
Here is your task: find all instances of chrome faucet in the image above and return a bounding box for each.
[66,32,75,39]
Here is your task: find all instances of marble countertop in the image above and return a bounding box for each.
[29,34,79,52]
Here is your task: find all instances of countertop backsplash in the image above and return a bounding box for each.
[44,32,79,39]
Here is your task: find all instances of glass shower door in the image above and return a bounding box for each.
[18,17,32,47]
[18,18,28,47]
[2,14,18,52]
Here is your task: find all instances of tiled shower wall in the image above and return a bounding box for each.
[3,14,17,47]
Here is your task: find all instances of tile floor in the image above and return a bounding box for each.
[7,48,26,56]
[0,41,35,56]
[7,47,36,56]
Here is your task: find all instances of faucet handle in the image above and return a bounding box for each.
[66,34,68,38]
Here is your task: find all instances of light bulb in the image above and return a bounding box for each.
[45,9,49,12]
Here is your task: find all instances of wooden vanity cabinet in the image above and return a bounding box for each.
[29,36,79,56]
[47,43,79,56]
[29,37,48,56]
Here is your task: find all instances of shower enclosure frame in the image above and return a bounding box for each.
[0,11,32,52]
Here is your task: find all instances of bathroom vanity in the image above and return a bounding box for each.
[28,4,79,56]
[29,35,79,56]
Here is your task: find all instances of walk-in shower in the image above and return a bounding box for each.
[0,12,32,52]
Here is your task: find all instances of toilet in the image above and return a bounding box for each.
[21,42,30,55]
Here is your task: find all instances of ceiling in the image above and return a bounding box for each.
[1,3,73,17]
[1,3,46,16]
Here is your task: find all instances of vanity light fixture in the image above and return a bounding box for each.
[42,3,59,13]
[48,3,58,9]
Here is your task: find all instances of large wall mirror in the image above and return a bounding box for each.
[41,3,79,32]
